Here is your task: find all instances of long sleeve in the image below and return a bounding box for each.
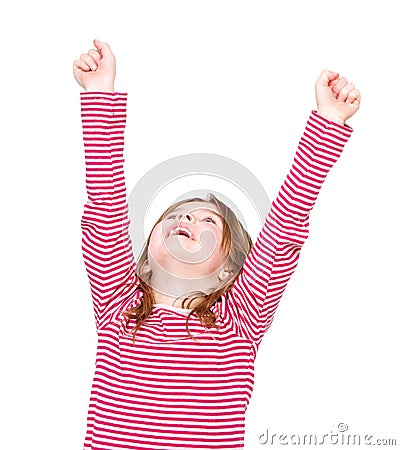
[219,111,353,348]
[80,92,139,331]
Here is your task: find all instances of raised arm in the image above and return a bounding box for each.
[74,40,139,330]
[219,70,361,348]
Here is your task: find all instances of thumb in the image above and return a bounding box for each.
[317,69,339,87]
[93,39,113,58]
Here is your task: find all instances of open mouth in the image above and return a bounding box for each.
[168,226,195,240]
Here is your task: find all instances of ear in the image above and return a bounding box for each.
[142,260,152,277]
[218,267,233,282]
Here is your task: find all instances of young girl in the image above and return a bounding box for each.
[73,39,360,450]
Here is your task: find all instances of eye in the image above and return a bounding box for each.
[166,213,177,220]
[203,216,217,224]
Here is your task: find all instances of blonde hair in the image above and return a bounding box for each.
[123,193,253,345]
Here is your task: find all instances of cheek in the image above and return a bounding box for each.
[199,228,226,264]
[148,224,163,249]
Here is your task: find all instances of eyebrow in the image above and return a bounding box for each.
[172,207,223,219]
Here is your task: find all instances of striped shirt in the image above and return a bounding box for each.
[80,92,353,449]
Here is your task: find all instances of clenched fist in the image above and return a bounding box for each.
[315,70,361,125]
[73,39,116,92]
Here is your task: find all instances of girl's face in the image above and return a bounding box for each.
[147,201,228,279]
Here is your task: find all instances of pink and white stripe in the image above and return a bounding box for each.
[80,92,352,449]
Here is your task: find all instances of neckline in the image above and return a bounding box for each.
[152,303,193,315]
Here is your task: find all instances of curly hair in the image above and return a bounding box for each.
[123,193,253,346]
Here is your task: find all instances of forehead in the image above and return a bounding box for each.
[172,201,221,216]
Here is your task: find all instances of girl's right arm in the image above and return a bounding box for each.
[74,40,139,330]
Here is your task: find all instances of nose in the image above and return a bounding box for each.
[177,212,195,223]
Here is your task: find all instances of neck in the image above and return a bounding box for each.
[149,267,221,308]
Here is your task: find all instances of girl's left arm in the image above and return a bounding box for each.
[219,112,352,347]
[218,70,360,349]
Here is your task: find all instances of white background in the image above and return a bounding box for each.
[1,1,399,449]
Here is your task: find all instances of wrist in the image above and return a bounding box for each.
[316,110,345,126]
[84,84,115,93]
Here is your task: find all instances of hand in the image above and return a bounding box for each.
[73,39,116,92]
[315,70,361,125]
